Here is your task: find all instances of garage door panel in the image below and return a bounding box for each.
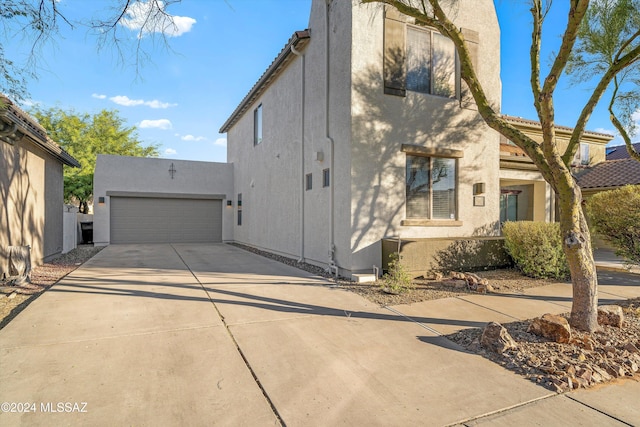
[111,197,222,244]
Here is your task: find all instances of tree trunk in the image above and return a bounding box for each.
[557,187,599,332]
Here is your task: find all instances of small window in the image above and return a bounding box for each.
[305,173,313,191]
[254,104,263,145]
[323,169,330,187]
[237,193,242,226]
[573,143,590,166]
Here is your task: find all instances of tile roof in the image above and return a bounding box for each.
[606,142,640,160]
[501,115,614,140]
[219,30,310,133]
[1,94,81,167]
[576,158,640,190]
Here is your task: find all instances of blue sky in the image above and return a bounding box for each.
[3,0,635,163]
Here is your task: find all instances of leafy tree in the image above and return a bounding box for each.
[31,107,159,213]
[0,0,186,101]
[363,0,640,332]
[567,0,640,161]
[587,185,640,266]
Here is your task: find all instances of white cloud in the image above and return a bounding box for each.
[139,119,172,129]
[164,148,177,155]
[593,127,616,136]
[632,109,640,123]
[214,138,227,147]
[109,95,176,108]
[181,134,206,142]
[92,93,107,99]
[110,95,144,107]
[145,99,177,109]
[120,1,196,37]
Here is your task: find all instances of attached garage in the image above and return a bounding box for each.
[110,194,223,244]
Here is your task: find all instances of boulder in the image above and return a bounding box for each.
[480,322,518,354]
[598,305,624,328]
[528,314,572,343]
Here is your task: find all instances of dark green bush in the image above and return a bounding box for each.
[502,221,570,279]
[587,185,640,266]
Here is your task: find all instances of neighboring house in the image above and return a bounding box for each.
[499,115,612,223]
[606,142,640,160]
[576,158,640,196]
[1,95,80,279]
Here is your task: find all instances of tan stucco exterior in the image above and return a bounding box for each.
[223,0,504,276]
[1,98,76,277]
[93,155,235,246]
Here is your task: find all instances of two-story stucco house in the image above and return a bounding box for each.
[94,0,612,279]
[220,0,503,277]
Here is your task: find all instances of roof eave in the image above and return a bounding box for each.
[219,30,311,134]
[501,114,614,143]
[1,95,81,168]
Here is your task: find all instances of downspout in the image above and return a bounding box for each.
[325,0,338,278]
[291,44,306,262]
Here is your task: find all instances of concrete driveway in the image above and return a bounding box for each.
[1,244,638,426]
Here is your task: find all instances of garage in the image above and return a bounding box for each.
[110,196,223,244]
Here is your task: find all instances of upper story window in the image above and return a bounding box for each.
[573,143,590,165]
[254,104,263,146]
[384,7,478,108]
[406,27,456,98]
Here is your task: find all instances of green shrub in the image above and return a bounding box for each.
[502,221,570,279]
[381,252,414,294]
[587,185,640,266]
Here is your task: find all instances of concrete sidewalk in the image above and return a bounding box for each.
[1,244,639,426]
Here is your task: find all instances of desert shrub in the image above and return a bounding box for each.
[587,185,640,266]
[502,221,570,279]
[381,252,413,294]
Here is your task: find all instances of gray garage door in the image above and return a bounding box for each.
[110,197,222,244]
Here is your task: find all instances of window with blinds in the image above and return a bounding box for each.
[406,155,457,219]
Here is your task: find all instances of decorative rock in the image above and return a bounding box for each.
[624,342,639,354]
[480,322,518,354]
[570,336,595,351]
[624,359,639,373]
[604,363,625,378]
[528,314,572,343]
[450,271,466,280]
[598,305,625,328]
[476,283,489,294]
[443,279,467,289]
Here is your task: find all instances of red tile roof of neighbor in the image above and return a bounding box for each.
[606,143,640,160]
[501,115,614,140]
[576,158,640,190]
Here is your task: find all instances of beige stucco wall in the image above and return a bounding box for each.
[225,0,504,276]
[93,155,234,246]
[348,0,503,272]
[226,0,353,269]
[1,136,64,277]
